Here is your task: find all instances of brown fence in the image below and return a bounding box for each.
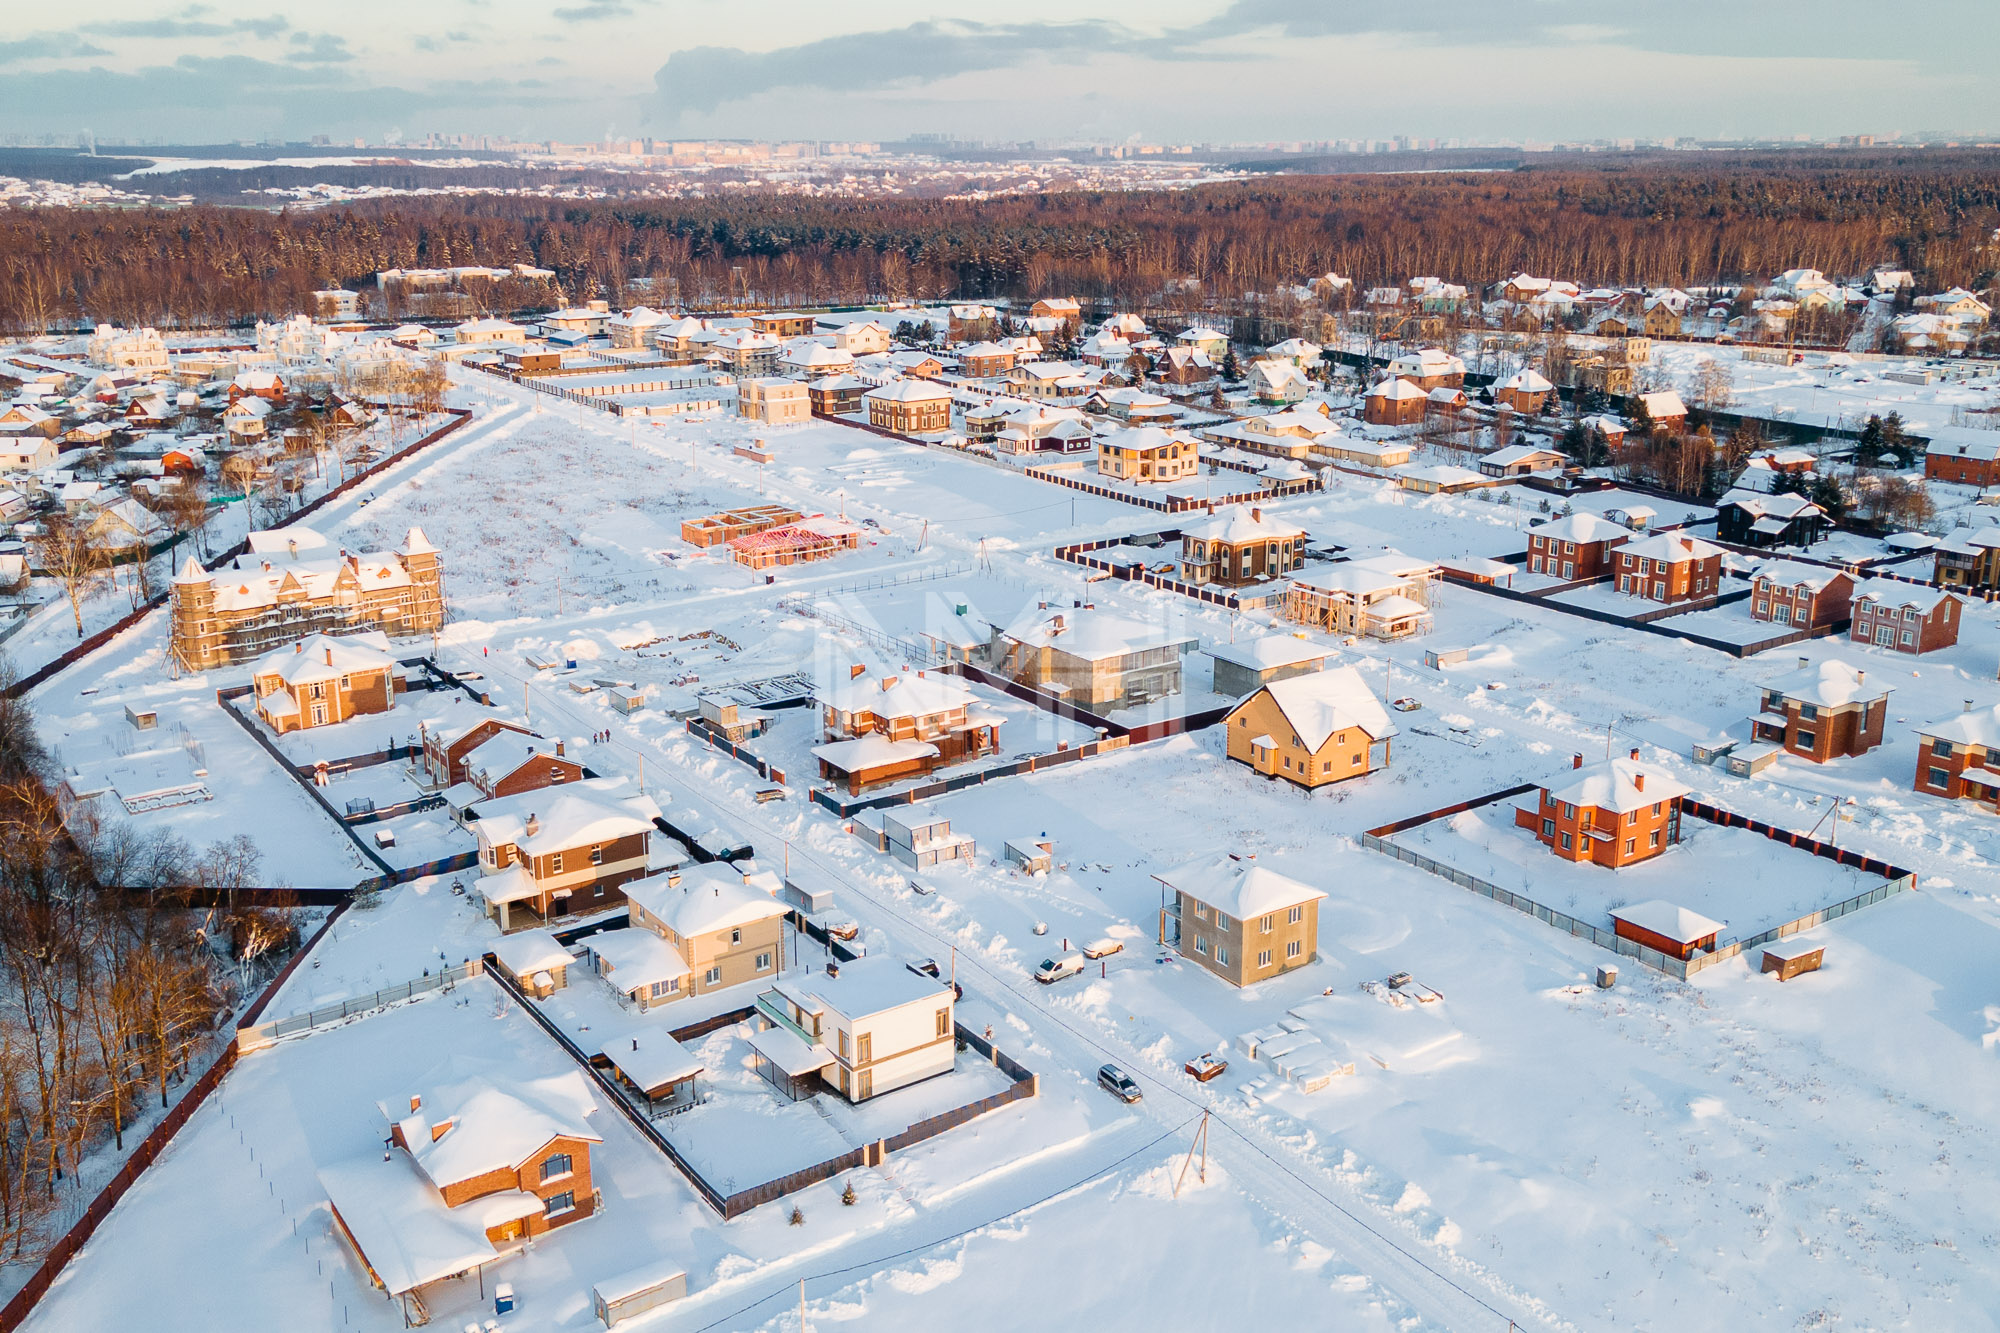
[0,899,350,1332]
[882,1024,1039,1154]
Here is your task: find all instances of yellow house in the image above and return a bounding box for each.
[623,862,789,999]
[1097,425,1199,484]
[1223,665,1396,788]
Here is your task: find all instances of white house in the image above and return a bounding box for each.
[755,957,957,1102]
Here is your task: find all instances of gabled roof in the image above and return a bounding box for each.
[1495,368,1554,394]
[1155,853,1325,919]
[1367,377,1427,401]
[1543,755,1689,814]
[1609,900,1724,944]
[624,862,786,940]
[251,633,397,689]
[1851,579,1955,614]
[997,607,1194,661]
[1760,658,1891,708]
[1918,702,2000,748]
[1639,390,1687,417]
[1749,559,1846,592]
[1178,505,1306,545]
[863,378,952,404]
[1618,531,1724,564]
[818,670,977,719]
[472,781,659,854]
[1530,512,1631,545]
[1241,664,1395,750]
[398,1074,600,1192]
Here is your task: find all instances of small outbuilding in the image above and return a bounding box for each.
[1608,900,1724,961]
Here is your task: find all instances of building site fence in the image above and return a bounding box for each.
[236,959,484,1053]
[1445,572,1807,658]
[1361,787,1917,980]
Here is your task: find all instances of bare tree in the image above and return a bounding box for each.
[31,514,109,638]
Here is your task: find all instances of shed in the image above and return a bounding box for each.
[1003,835,1054,874]
[592,1259,689,1327]
[124,704,159,731]
[609,687,648,715]
[1691,738,1738,767]
[1723,741,1782,777]
[597,1029,704,1113]
[1760,937,1825,981]
[1422,646,1471,670]
[1608,900,1725,961]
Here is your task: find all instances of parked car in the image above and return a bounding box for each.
[1097,1064,1142,1103]
[1081,938,1123,960]
[908,959,940,979]
[825,922,860,942]
[1184,1052,1227,1082]
[1035,952,1085,984]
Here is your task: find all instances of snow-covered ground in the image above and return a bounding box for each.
[25,363,2000,1332]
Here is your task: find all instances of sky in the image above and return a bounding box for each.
[4,1,1997,148]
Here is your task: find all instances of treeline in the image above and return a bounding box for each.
[0,685,295,1260]
[4,156,1999,331]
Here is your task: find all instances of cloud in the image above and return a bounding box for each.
[0,34,109,64]
[85,11,289,39]
[553,0,637,20]
[288,31,354,63]
[650,19,1147,121]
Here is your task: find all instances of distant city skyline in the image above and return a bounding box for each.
[4,2,1996,147]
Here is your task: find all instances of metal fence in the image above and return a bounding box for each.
[806,735,1130,818]
[236,959,485,1052]
[1444,572,1820,659]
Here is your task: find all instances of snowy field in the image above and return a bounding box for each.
[25,364,2000,1332]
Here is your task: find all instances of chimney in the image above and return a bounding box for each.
[1629,748,1640,761]
[1634,773,1645,792]
[409,1094,421,1112]
[325,645,334,666]
[1252,507,1262,523]
[632,1038,639,1051]
[555,740,564,757]
[525,813,540,838]
[1966,699,1975,713]
[880,675,899,692]
[294,641,303,654]
[850,663,866,679]
[1572,753,1583,769]
[1798,656,1810,671]
[1856,670,1865,685]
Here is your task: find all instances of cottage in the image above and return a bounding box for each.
[955,341,1018,379]
[755,957,957,1102]
[990,607,1195,708]
[1317,435,1412,469]
[1933,528,2000,590]
[1749,560,1853,630]
[462,733,583,804]
[812,669,999,792]
[624,862,787,999]
[422,715,538,789]
[1153,347,1217,386]
[1478,444,1568,478]
[1156,853,1324,987]
[323,1075,601,1316]
[250,632,400,734]
[1285,553,1438,640]
[1849,582,1962,655]
[1924,427,2000,487]
[1637,390,1688,435]
[1515,750,1690,869]
[1224,666,1395,790]
[1177,506,1307,586]
[863,379,953,434]
[946,304,999,343]
[737,377,811,426]
[1715,489,1828,547]
[1607,901,1724,961]
[1031,297,1082,325]
[1611,532,1724,604]
[488,929,575,997]
[806,374,873,418]
[1426,386,1468,417]
[472,781,661,931]
[1526,512,1630,579]
[1396,464,1490,495]
[1752,658,1890,762]
[1492,368,1555,413]
[1913,702,2000,810]
[0,434,61,472]
[229,370,287,404]
[1096,425,1199,484]
[1363,377,1426,426]
[778,343,855,380]
[1386,347,1466,389]
[1246,359,1311,405]
[1206,636,1330,697]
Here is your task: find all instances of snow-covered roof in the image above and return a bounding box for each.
[399,1074,600,1193]
[318,1154,498,1297]
[463,733,563,788]
[597,1028,703,1093]
[1918,702,2000,748]
[1544,755,1690,815]
[1639,390,1687,418]
[1249,664,1395,749]
[1156,853,1325,920]
[1924,427,2000,462]
[1530,512,1631,545]
[811,733,940,769]
[1099,424,1196,455]
[1206,635,1329,673]
[997,607,1194,661]
[625,863,786,941]
[1178,505,1306,545]
[1610,900,1725,944]
[1496,368,1554,393]
[587,927,690,993]
[1851,579,1955,614]
[1720,489,1823,521]
[473,781,659,855]
[1761,659,1891,708]
[1367,377,1427,401]
[863,378,952,404]
[1749,559,1845,592]
[1481,444,1566,469]
[1618,532,1724,564]
[772,955,949,1023]
[251,633,397,689]
[488,929,574,979]
[1387,347,1464,373]
[818,670,976,720]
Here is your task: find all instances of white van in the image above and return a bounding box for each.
[1035,952,1086,983]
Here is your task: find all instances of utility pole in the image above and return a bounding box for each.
[1172,1110,1210,1198]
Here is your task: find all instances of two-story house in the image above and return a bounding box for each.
[472,781,662,931]
[1611,532,1725,604]
[1156,852,1324,987]
[1284,552,1440,640]
[1749,560,1853,630]
[1513,750,1690,869]
[1752,658,1890,762]
[1850,582,1962,655]
[1178,506,1307,587]
[1912,701,2000,811]
[863,378,953,434]
[1716,490,1828,547]
[812,668,1000,792]
[1526,512,1631,579]
[989,608,1195,709]
[754,957,957,1102]
[1223,666,1395,790]
[623,862,788,998]
[1096,425,1199,484]
[250,633,401,734]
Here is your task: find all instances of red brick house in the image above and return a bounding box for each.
[1850,583,1962,655]
[462,733,585,802]
[1924,428,2000,488]
[1749,560,1853,630]
[250,634,400,734]
[473,782,661,931]
[812,668,1000,792]
[1525,512,1630,579]
[229,370,287,404]
[1493,368,1554,413]
[1913,702,2000,810]
[1612,532,1725,604]
[423,716,539,788]
[1514,750,1690,869]
[1637,390,1687,435]
[1752,658,1890,762]
[1363,377,1426,426]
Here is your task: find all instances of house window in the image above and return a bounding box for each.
[1799,704,1819,723]
[1624,838,1636,854]
[1323,761,1333,774]
[1650,830,1661,847]
[935,1008,951,1038]
[1652,802,1661,815]
[1258,950,1272,968]
[1796,731,1816,751]
[1193,903,1207,920]
[755,951,772,970]
[730,928,743,946]
[1215,912,1231,931]
[704,966,721,985]
[1287,905,1304,925]
[1216,946,1230,966]
[1194,936,1208,955]
[1560,833,1573,849]
[1901,630,1915,646]
[1626,810,1637,825]
[541,1153,572,1182]
[1351,753,1364,766]
[856,1033,872,1064]
[1260,915,1274,934]
[1934,740,1954,758]
[1875,625,1894,646]
[1562,802,1575,819]
[589,846,603,866]
[1755,600,1767,615]
[1542,818,1555,837]
[544,1190,575,1217]
[1286,940,1302,959]
[549,853,564,874]
[1928,766,1950,788]
[648,978,679,998]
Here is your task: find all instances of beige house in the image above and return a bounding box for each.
[990,607,1196,709]
[754,957,957,1102]
[1284,552,1440,640]
[738,377,811,425]
[623,862,788,1000]
[1096,425,1199,484]
[1223,666,1395,789]
[1157,853,1325,987]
